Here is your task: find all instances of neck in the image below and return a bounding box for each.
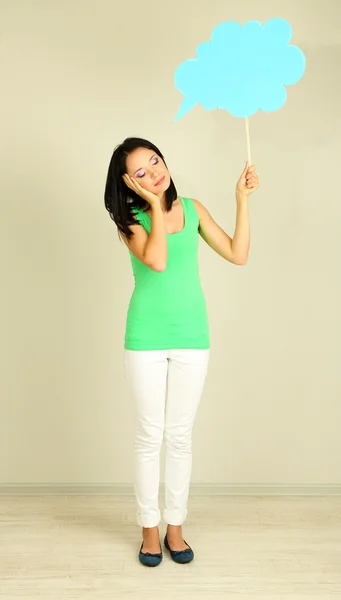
[158,192,167,211]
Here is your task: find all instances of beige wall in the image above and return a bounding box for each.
[1,0,341,491]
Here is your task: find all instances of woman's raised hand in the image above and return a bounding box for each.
[236,162,259,197]
[123,174,161,207]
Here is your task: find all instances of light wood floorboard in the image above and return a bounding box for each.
[0,495,340,598]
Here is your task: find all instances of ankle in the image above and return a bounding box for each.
[143,526,159,536]
[167,524,182,536]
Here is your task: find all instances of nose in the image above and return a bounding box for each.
[151,168,159,180]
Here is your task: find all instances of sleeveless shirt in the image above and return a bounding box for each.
[124,197,210,351]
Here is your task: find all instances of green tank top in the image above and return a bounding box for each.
[124,197,210,351]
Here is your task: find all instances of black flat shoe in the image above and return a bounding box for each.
[138,542,163,567]
[164,534,194,564]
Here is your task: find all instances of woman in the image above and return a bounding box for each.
[104,137,259,567]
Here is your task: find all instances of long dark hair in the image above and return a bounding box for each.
[104,137,177,240]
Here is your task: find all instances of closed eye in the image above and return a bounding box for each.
[134,156,159,178]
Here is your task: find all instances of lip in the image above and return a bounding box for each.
[154,176,165,187]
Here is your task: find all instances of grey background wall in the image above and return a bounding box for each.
[1,0,340,491]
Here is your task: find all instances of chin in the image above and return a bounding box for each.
[159,175,171,194]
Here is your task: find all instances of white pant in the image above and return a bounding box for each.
[125,349,209,528]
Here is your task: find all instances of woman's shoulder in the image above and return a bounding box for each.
[180,196,205,216]
[178,196,197,208]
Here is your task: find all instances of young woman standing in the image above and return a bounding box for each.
[104,138,259,566]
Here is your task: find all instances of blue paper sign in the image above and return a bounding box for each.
[174,18,306,121]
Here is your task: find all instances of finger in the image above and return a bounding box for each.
[123,176,139,193]
[123,174,132,185]
[241,161,249,175]
[123,181,134,192]
[129,176,141,188]
[127,176,140,190]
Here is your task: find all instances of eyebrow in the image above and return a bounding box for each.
[133,154,157,175]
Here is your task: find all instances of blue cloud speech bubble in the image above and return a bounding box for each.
[174,18,306,121]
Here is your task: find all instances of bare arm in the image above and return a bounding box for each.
[120,173,168,272]
[194,199,246,264]
[121,203,167,273]
[121,207,167,272]
[193,163,259,266]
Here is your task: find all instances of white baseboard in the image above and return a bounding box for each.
[0,483,340,495]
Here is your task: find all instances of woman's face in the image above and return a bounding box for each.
[125,147,171,196]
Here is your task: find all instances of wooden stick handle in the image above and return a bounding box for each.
[245,117,251,165]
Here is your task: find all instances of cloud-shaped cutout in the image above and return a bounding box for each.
[174,18,306,121]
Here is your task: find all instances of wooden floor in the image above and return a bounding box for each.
[0,494,340,599]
